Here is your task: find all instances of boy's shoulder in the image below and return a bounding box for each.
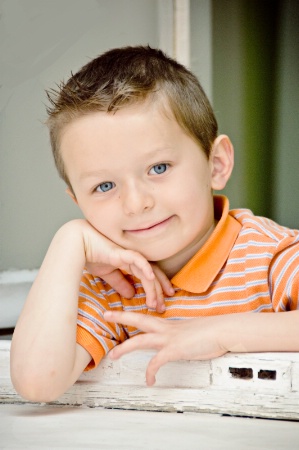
[229,207,299,246]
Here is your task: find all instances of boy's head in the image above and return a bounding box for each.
[46,45,218,189]
[46,45,234,274]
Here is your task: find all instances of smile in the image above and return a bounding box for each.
[124,216,174,235]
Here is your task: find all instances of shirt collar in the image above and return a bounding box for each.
[171,195,242,293]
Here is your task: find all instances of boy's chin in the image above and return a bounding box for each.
[137,248,177,265]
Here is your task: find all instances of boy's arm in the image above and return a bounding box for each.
[10,220,171,402]
[10,221,90,402]
[103,310,299,386]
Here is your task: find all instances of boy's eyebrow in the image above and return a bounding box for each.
[79,170,106,181]
[79,147,175,181]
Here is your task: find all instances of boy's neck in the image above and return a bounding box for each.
[157,219,218,279]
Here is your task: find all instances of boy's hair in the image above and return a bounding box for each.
[46,46,218,187]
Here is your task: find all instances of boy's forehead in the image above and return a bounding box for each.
[61,96,173,132]
[60,100,178,150]
[60,105,172,159]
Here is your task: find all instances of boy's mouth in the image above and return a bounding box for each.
[124,216,174,234]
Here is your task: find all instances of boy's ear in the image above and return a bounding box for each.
[210,134,234,191]
[66,187,78,205]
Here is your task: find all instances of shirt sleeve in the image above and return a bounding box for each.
[76,270,128,370]
[269,241,299,311]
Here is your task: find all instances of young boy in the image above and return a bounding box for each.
[10,46,299,402]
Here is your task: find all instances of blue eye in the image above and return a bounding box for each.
[96,181,115,192]
[149,164,168,175]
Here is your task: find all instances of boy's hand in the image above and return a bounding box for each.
[81,221,174,313]
[103,310,228,386]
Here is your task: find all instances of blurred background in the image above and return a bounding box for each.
[0,0,298,332]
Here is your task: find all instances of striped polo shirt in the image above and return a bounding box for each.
[77,195,299,369]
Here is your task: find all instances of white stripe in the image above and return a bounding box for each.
[79,293,106,309]
[286,265,299,306]
[241,218,282,241]
[80,282,107,300]
[78,309,119,340]
[164,291,270,310]
[215,267,268,282]
[232,241,277,250]
[226,253,273,265]
[77,320,114,353]
[270,248,299,299]
[124,304,148,312]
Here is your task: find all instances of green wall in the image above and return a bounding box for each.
[213,0,299,225]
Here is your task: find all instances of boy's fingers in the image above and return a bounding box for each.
[148,277,164,313]
[128,261,170,312]
[108,333,170,386]
[108,333,158,360]
[104,310,162,333]
[127,263,162,311]
[151,264,175,297]
[117,250,155,281]
[117,251,162,311]
[89,248,169,312]
[106,250,159,310]
[100,270,135,299]
[151,264,175,313]
[131,271,158,310]
[146,351,169,386]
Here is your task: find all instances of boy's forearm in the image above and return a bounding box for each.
[10,220,88,401]
[219,310,299,354]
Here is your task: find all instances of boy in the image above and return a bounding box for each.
[11,46,299,402]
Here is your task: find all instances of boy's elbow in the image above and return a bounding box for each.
[10,366,68,403]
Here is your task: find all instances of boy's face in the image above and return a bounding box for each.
[60,102,219,275]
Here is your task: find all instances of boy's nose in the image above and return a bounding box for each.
[122,182,154,215]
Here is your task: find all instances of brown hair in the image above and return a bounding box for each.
[46,45,218,187]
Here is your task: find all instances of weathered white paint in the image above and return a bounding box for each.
[2,340,299,420]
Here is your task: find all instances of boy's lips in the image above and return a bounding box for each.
[124,216,174,234]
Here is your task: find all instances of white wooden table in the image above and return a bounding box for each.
[2,341,299,420]
[1,403,299,450]
[1,340,299,449]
